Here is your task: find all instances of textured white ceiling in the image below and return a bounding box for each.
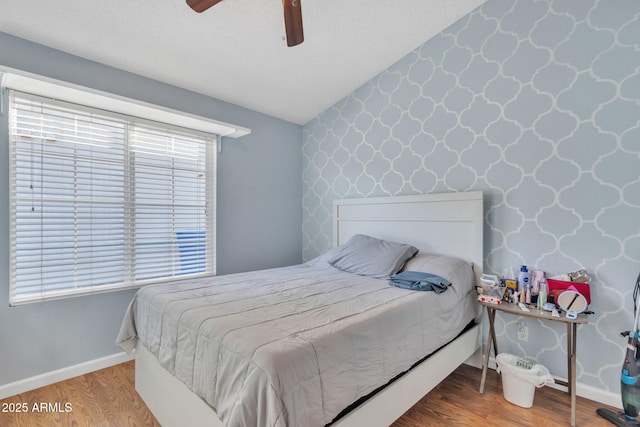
[0,0,484,125]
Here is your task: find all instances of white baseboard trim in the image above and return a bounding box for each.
[0,351,135,400]
[485,357,622,410]
[547,379,622,410]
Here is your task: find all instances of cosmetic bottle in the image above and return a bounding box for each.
[517,265,530,293]
[538,274,548,309]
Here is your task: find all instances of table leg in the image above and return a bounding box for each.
[490,309,499,362]
[569,322,577,427]
[480,307,497,394]
[567,323,572,396]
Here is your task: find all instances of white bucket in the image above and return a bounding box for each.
[501,368,536,408]
[495,353,555,408]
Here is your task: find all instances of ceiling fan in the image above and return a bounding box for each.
[186,0,304,47]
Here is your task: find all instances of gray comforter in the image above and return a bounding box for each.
[117,262,476,427]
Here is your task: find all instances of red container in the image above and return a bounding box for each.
[547,278,591,304]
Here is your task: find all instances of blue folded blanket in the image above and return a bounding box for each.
[389,271,452,293]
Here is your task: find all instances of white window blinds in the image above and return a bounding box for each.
[9,92,216,305]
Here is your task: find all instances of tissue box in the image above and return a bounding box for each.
[477,294,502,304]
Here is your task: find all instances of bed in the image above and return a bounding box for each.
[117,191,484,426]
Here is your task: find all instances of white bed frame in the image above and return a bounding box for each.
[135,191,484,426]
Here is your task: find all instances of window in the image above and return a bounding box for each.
[9,92,216,305]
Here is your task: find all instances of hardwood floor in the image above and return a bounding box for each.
[0,362,619,426]
[392,364,617,427]
[0,361,159,427]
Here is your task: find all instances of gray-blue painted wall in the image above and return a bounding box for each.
[302,0,639,397]
[1,0,639,404]
[0,32,302,386]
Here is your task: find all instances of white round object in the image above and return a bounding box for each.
[556,290,588,314]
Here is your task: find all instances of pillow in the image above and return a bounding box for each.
[327,234,418,279]
[305,245,342,267]
[401,253,475,292]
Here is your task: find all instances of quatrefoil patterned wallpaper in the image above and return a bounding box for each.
[302,0,639,398]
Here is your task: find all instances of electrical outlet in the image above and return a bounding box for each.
[517,322,528,341]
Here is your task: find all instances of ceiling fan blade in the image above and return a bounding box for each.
[186,0,223,13]
[282,0,304,47]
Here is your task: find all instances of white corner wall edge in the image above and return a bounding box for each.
[0,66,251,138]
[487,358,622,410]
[0,351,135,400]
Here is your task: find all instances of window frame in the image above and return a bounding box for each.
[8,91,218,306]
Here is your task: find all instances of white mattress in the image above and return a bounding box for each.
[117,262,476,427]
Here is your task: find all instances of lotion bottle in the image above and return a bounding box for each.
[518,265,530,293]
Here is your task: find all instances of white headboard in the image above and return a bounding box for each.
[333,191,484,279]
